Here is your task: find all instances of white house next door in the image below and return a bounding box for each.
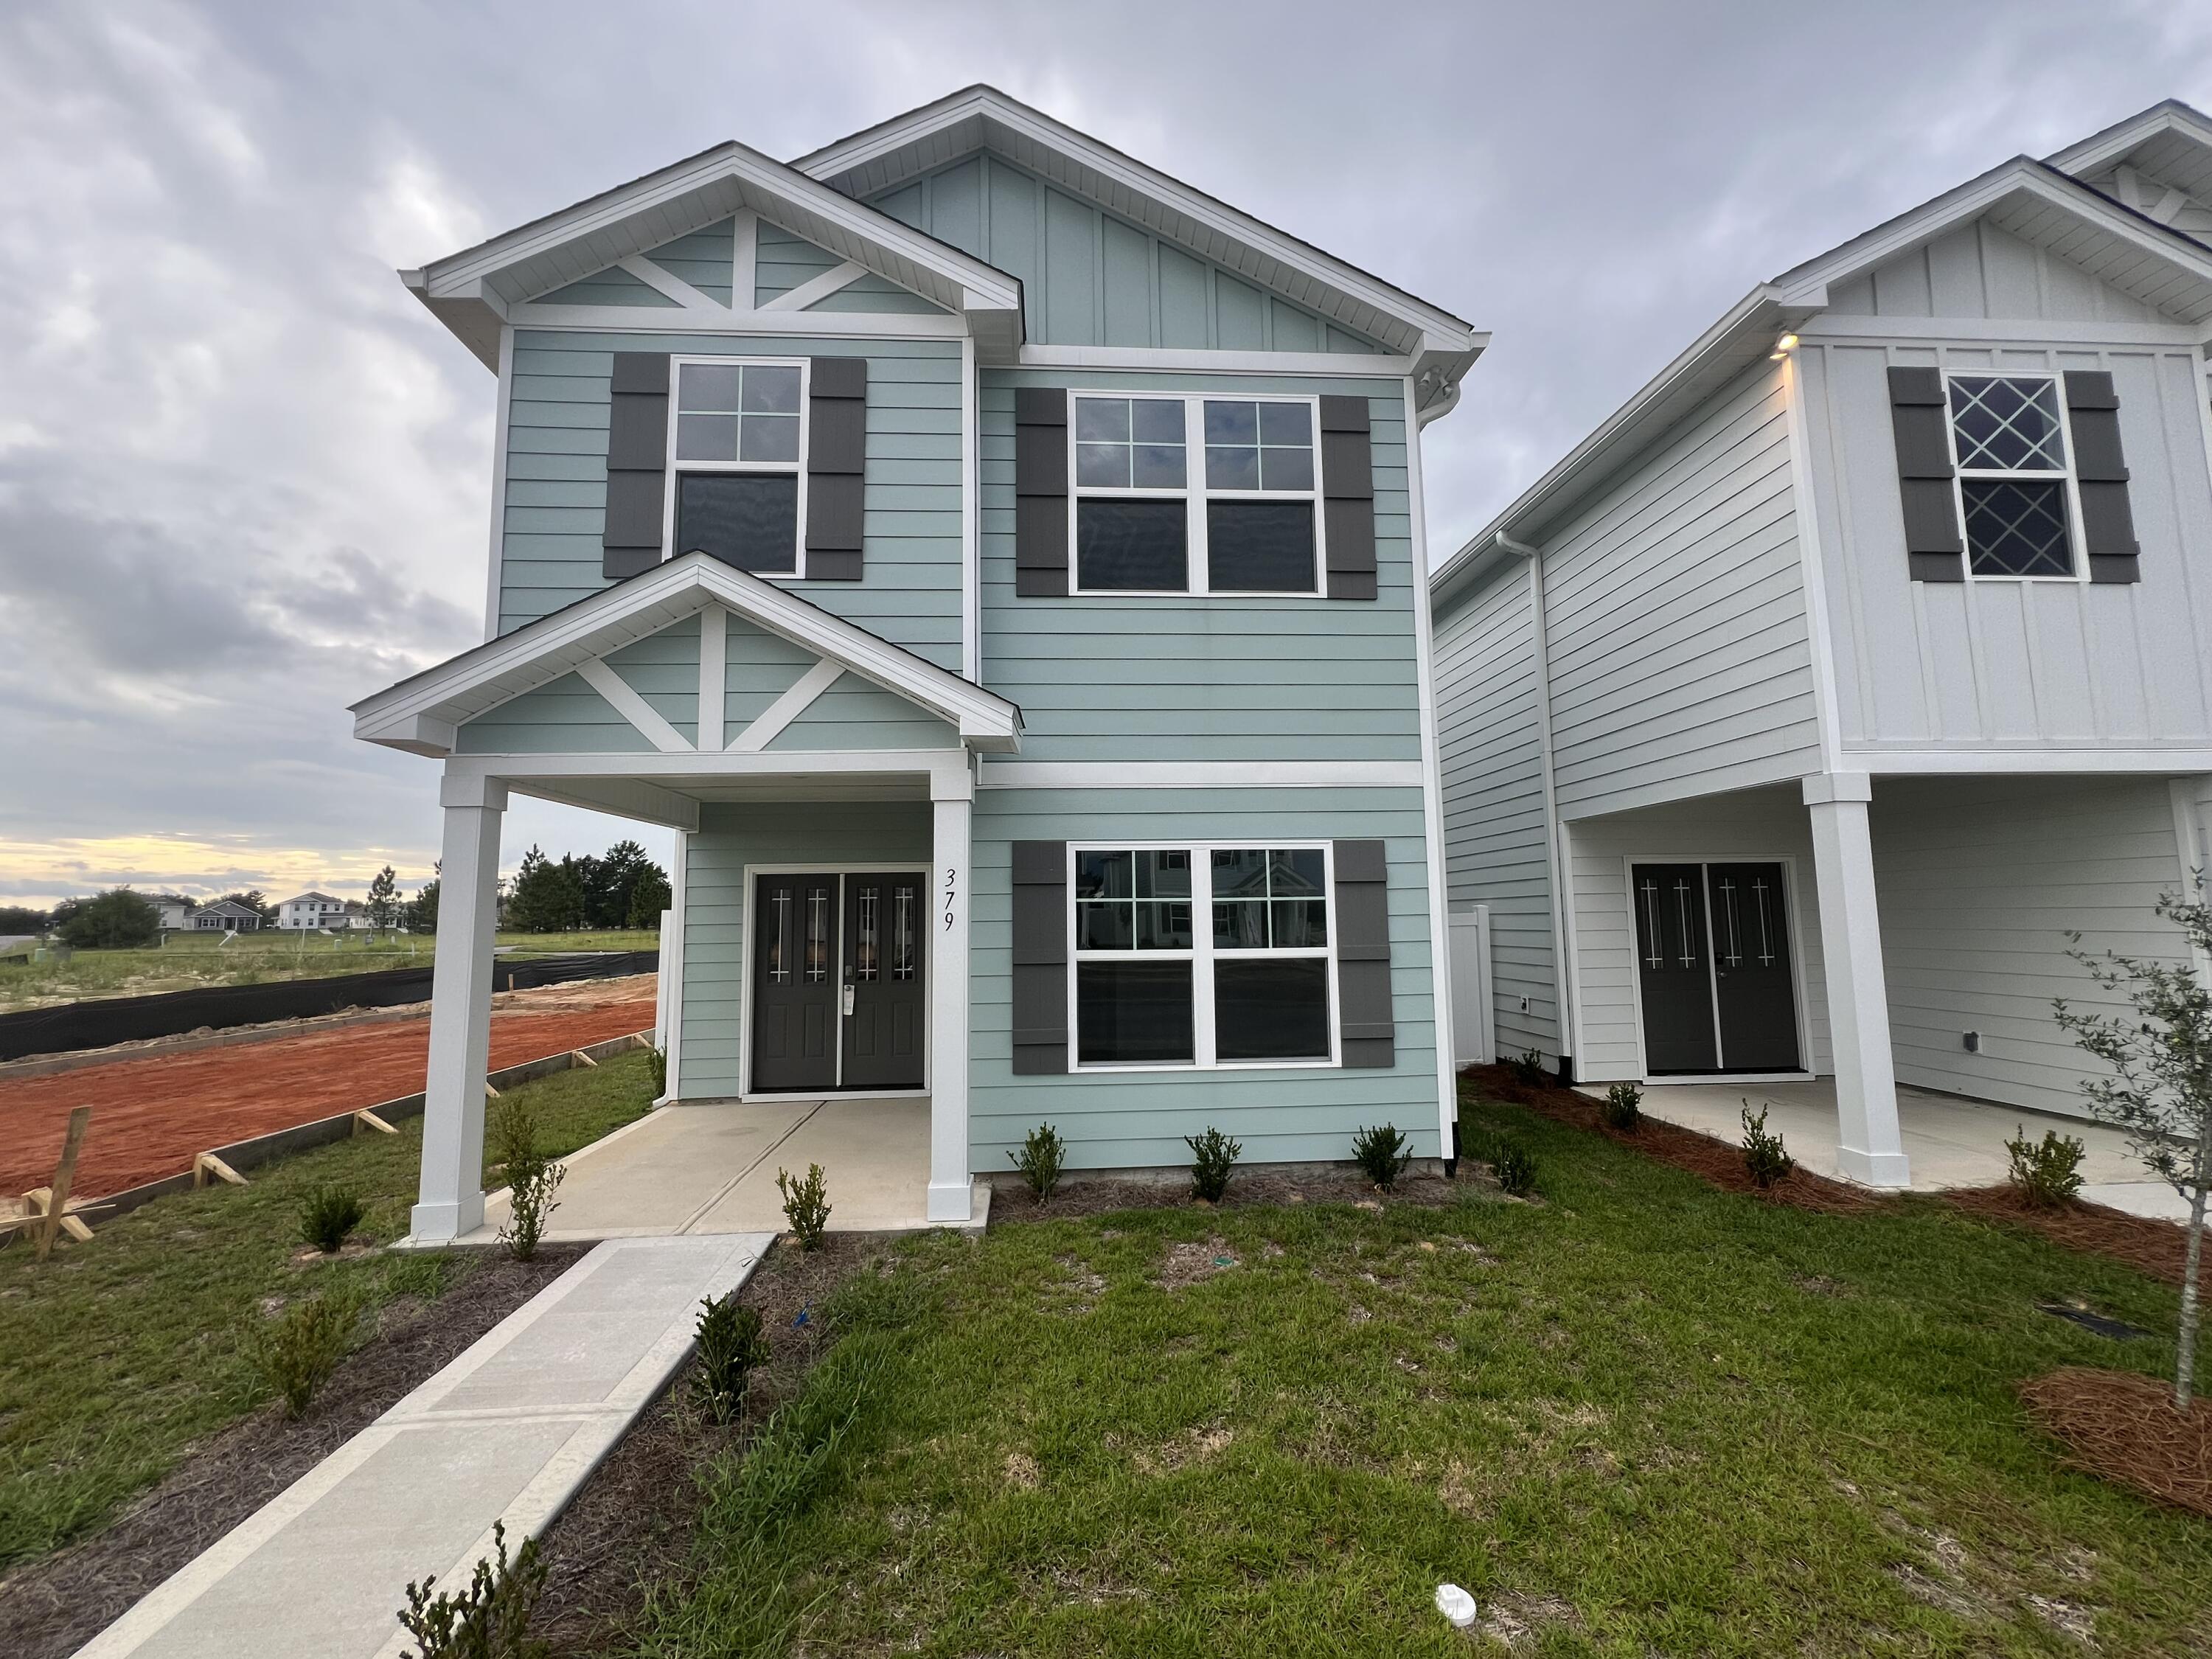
[1632,861,1801,1075]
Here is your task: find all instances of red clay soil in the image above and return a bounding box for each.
[0,981,657,1200]
[2020,1366,2212,1517]
[1466,1062,1886,1217]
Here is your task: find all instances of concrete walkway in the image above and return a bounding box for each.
[1615,1079,2190,1220]
[465,1097,987,1245]
[77,1233,771,1659]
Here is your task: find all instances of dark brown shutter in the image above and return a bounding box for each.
[1332,839,1394,1068]
[1320,395,1377,600]
[603,352,669,580]
[804,356,867,581]
[1887,366,1964,582]
[2065,370,2140,585]
[1010,841,1068,1074]
[1015,387,1069,597]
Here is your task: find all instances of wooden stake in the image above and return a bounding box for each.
[38,1107,91,1262]
[352,1109,397,1135]
[485,1082,501,1100]
[193,1151,247,1188]
[570,1048,598,1068]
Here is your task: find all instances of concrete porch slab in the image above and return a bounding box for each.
[1601,1079,2180,1220]
[461,1097,986,1246]
[76,1234,770,1659]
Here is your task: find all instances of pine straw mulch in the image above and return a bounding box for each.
[0,1244,589,1659]
[529,1231,888,1658]
[1464,1064,1885,1217]
[1942,1184,2194,1287]
[2020,1366,2212,1517]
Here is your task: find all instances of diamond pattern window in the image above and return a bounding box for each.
[1945,374,2076,579]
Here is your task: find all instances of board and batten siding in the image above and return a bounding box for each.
[978,368,1423,764]
[968,786,1442,1169]
[1538,359,1823,821]
[865,153,1385,353]
[1798,337,2212,750]
[1826,217,2178,326]
[1869,775,2187,1119]
[679,801,933,1097]
[1565,784,1835,1085]
[500,330,964,669]
[1431,561,1558,1062]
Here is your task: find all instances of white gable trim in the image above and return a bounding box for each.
[2048,100,2212,182]
[728,658,844,752]
[403,140,1023,369]
[759,260,869,313]
[1770,156,2212,324]
[617,254,723,312]
[791,85,1483,399]
[574,658,692,753]
[352,553,1021,757]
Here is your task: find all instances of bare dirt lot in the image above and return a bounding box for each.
[0,978,657,1200]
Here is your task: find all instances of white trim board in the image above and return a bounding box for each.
[728,658,844,753]
[977,761,1425,790]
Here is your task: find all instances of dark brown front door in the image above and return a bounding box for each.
[841,872,925,1091]
[751,873,840,1092]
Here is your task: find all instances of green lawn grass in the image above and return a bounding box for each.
[636,1085,2211,1658]
[0,929,659,1012]
[0,1050,658,1571]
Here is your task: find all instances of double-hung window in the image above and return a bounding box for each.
[668,358,807,575]
[1072,844,1335,1068]
[1070,394,1324,595]
[1944,372,2081,580]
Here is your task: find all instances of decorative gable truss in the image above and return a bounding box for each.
[529,212,953,319]
[353,552,1022,761]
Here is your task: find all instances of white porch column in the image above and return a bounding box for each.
[1803,772,1910,1188]
[927,765,974,1222]
[411,771,507,1242]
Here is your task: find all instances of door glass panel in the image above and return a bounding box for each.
[805,888,829,982]
[893,885,916,979]
[855,886,879,981]
[768,886,791,983]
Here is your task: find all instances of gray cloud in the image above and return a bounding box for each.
[4,0,2208,904]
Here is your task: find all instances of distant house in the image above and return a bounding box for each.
[185,899,265,932]
[276,891,349,930]
[147,894,198,931]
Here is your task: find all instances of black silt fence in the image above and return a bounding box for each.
[0,949,658,1062]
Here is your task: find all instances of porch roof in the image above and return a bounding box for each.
[350,552,1023,760]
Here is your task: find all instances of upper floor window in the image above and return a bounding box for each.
[1070,393,1323,597]
[669,359,807,576]
[1945,374,2079,580]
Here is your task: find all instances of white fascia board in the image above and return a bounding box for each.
[352,553,1021,757]
[1769,158,2212,313]
[792,86,1480,364]
[1429,286,1819,605]
[411,140,1021,338]
[2047,100,2212,178]
[501,304,967,338]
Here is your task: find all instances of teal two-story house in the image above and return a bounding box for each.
[354,87,1484,1240]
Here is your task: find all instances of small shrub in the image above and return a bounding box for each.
[1186,1127,1242,1203]
[1009,1122,1066,1202]
[695,1291,771,1423]
[1599,1082,1643,1133]
[397,1518,549,1659]
[1506,1048,1550,1087]
[258,1293,356,1416]
[2006,1124,2087,1209]
[1351,1123,1414,1189]
[1493,1141,1537,1197]
[299,1184,366,1253]
[647,1044,669,1096]
[493,1096,565,1261]
[777,1163,831,1250]
[1741,1102,1793,1189]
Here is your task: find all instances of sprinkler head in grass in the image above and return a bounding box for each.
[1435,1583,1478,1628]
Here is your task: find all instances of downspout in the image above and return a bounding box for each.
[1497,531,1579,1081]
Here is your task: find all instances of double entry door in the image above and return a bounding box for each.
[1631,860,1801,1075]
[751,871,926,1093]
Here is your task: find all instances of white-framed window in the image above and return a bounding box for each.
[664,355,810,577]
[1068,392,1326,597]
[1943,371,2082,581]
[1070,842,1336,1070]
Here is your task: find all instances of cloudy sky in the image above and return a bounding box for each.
[4,0,2208,909]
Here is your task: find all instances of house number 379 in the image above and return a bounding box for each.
[943,866,958,931]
